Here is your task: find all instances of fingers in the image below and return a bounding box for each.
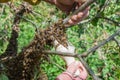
[66,61,80,73]
[76,61,86,72]
[68,13,83,25]
[68,15,78,25]
[68,7,89,25]
[66,61,87,74]
[81,7,90,19]
[66,61,88,79]
[78,62,88,79]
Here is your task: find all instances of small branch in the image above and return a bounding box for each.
[63,0,96,25]
[78,0,110,26]
[0,50,83,68]
[46,56,66,71]
[43,50,101,80]
[82,28,120,57]
[77,0,111,26]
[77,55,101,80]
[16,14,38,30]
[98,16,120,26]
[43,50,77,57]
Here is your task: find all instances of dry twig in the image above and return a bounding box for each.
[82,28,120,57]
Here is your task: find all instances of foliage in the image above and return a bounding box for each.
[0,0,120,80]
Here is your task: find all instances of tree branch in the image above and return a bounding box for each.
[81,28,120,57]
[63,0,96,25]
[43,50,77,57]
[77,55,101,80]
[43,50,101,80]
[98,16,120,26]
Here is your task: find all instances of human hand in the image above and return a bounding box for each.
[67,61,88,80]
[53,0,89,25]
[68,6,89,25]
[56,61,88,80]
[25,0,89,25]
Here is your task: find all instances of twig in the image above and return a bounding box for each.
[43,50,77,57]
[78,0,110,25]
[46,56,66,71]
[77,55,101,80]
[0,49,77,64]
[16,14,38,30]
[98,16,120,26]
[82,28,120,57]
[63,0,96,25]
[43,50,101,80]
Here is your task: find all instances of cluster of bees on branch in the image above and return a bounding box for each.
[35,19,68,50]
